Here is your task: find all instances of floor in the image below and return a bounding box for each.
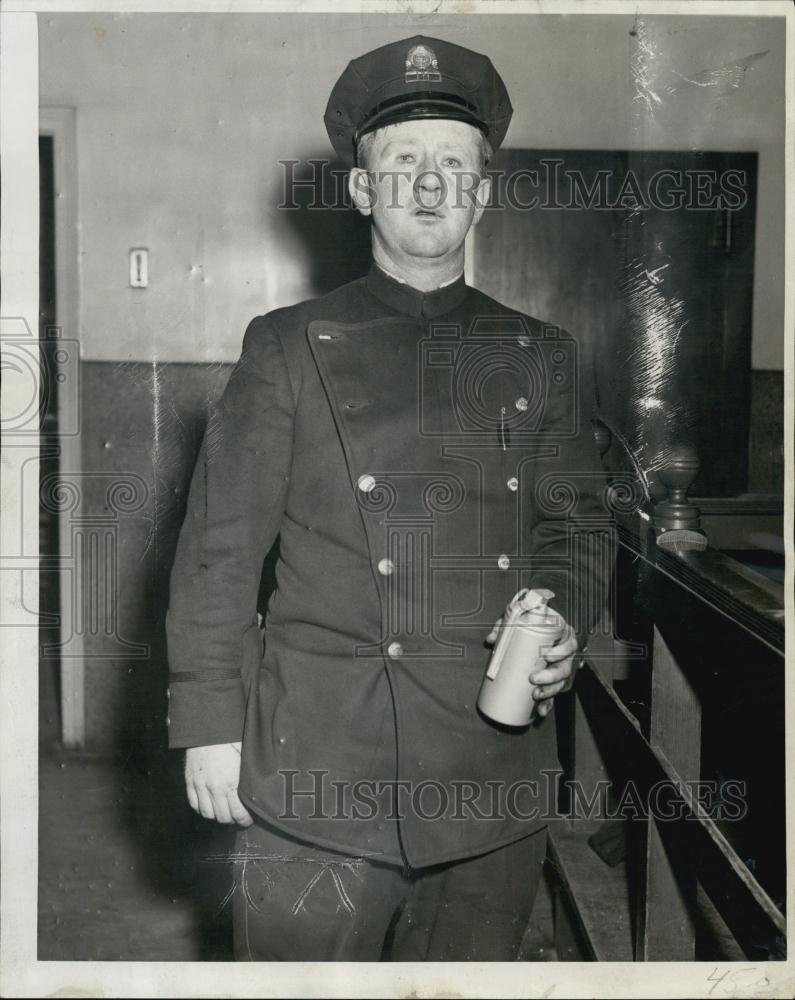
[37,742,557,962]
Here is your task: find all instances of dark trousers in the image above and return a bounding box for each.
[232,817,547,961]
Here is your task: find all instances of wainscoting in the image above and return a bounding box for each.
[41,360,232,752]
[42,356,783,753]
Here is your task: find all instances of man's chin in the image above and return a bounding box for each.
[400,239,458,260]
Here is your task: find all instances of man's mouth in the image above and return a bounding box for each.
[413,207,443,219]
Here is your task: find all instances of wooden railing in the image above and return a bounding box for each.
[548,439,786,961]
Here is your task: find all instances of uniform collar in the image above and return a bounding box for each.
[366,262,468,319]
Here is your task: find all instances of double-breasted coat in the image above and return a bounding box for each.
[166,264,615,868]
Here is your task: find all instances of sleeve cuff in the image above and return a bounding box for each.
[166,678,245,749]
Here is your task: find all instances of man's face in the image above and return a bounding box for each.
[348,119,491,264]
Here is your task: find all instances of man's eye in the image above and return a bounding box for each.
[396,153,415,163]
[443,158,462,168]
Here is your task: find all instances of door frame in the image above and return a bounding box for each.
[39,107,84,749]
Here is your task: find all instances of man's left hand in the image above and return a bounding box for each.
[530,624,579,717]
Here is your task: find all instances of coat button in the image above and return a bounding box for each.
[518,335,531,347]
[357,474,376,493]
[497,554,511,570]
[515,397,529,412]
[387,642,403,658]
[507,477,519,492]
[378,558,394,576]
[165,715,171,726]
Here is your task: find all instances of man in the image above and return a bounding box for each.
[167,34,614,961]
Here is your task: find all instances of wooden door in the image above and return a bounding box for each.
[471,150,758,497]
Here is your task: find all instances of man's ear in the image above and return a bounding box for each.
[471,174,492,226]
[348,167,373,216]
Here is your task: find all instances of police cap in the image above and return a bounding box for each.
[324,35,513,166]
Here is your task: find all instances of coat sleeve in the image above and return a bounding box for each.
[525,338,616,655]
[165,314,295,748]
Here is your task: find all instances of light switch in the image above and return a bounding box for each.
[129,248,148,288]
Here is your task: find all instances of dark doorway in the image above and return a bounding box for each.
[39,134,62,747]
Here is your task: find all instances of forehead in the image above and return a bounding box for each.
[368,119,482,154]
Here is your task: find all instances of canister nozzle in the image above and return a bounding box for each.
[517,588,555,613]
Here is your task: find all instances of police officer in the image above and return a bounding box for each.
[167,34,614,961]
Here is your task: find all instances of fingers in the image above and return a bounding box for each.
[184,743,251,826]
[188,781,253,826]
[540,630,577,663]
[531,657,574,687]
[186,782,200,814]
[229,790,254,828]
[533,679,566,701]
[196,786,216,821]
[485,616,503,645]
[532,633,578,717]
[211,791,234,825]
[534,679,567,718]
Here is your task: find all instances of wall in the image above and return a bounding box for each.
[36,10,786,751]
[39,11,786,368]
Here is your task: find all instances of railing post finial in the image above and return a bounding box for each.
[652,442,706,550]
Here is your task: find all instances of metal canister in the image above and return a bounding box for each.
[477,588,564,727]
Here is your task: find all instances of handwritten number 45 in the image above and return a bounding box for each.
[707,968,773,999]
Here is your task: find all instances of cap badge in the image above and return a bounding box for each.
[404,44,441,83]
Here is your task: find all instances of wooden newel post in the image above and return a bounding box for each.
[651,442,707,551]
[636,440,704,959]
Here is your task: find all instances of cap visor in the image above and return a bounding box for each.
[357,97,488,141]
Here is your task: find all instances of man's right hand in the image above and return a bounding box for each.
[184,742,254,827]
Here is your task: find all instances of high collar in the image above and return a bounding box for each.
[366,262,468,319]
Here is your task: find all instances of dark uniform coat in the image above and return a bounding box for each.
[166,264,615,868]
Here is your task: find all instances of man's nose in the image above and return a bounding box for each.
[417,164,441,189]
[414,162,445,205]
